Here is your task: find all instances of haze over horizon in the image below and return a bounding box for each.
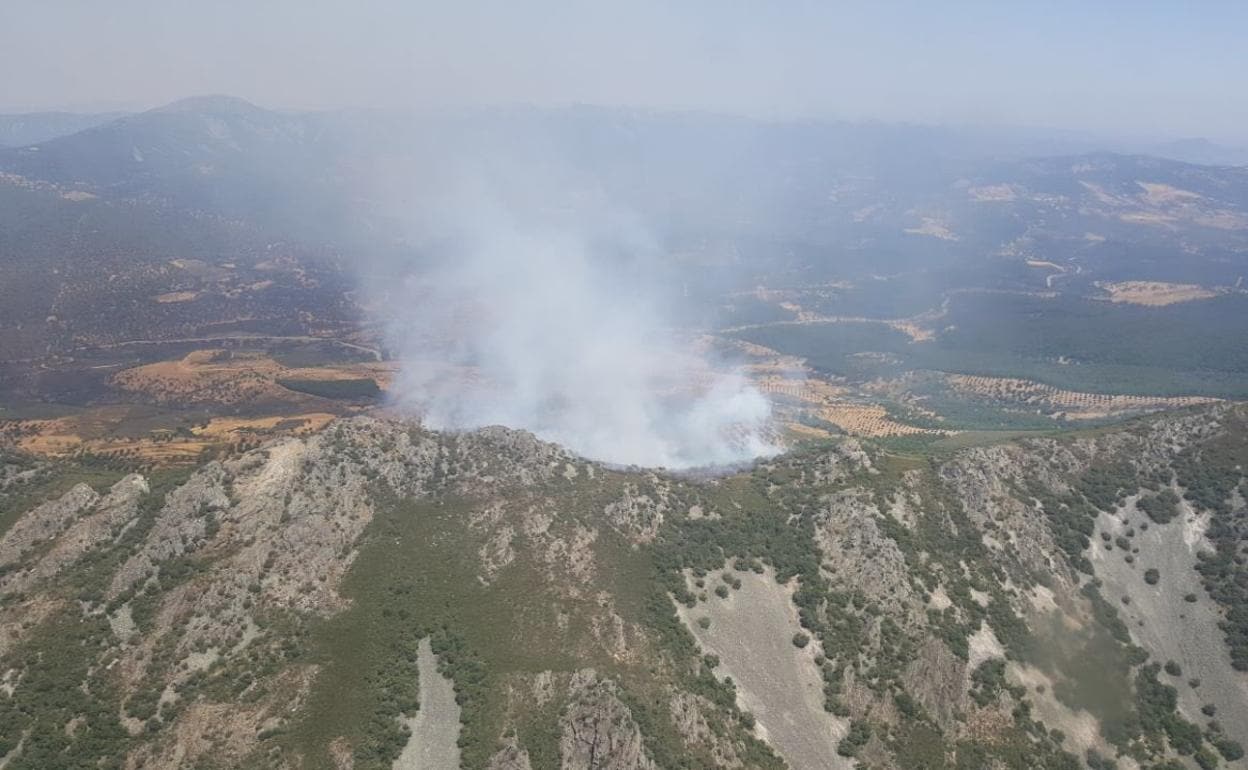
[4,0,1248,144]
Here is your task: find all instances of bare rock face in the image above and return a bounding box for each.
[939,443,1078,587]
[487,737,534,770]
[0,482,99,568]
[677,566,850,770]
[668,691,744,768]
[1,474,147,595]
[817,437,873,484]
[603,478,669,543]
[815,488,922,625]
[450,423,583,492]
[901,636,968,729]
[394,638,461,770]
[560,670,658,770]
[107,463,231,600]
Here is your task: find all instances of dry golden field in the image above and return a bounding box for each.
[904,217,959,240]
[2,340,387,466]
[1,408,337,466]
[110,348,395,406]
[753,374,943,437]
[1098,281,1219,306]
[814,403,938,437]
[754,375,848,403]
[1025,259,1064,271]
[735,339,946,437]
[153,290,200,303]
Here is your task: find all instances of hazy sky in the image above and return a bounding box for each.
[3,1,1247,141]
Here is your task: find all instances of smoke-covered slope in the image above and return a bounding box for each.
[1,406,1247,769]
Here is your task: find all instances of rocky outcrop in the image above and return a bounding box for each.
[815,488,922,624]
[0,482,99,568]
[603,478,669,543]
[668,691,744,768]
[560,671,657,770]
[487,737,534,770]
[1,474,146,594]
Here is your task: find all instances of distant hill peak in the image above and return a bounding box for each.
[150,94,267,116]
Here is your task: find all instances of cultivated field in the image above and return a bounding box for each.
[0,406,335,466]
[814,403,938,437]
[946,374,1219,419]
[1098,281,1220,306]
[753,373,943,437]
[904,217,959,241]
[110,348,394,406]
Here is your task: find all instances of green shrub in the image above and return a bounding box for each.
[894,691,921,719]
[1194,746,1219,770]
[837,720,872,757]
[1214,737,1244,761]
[1137,490,1180,524]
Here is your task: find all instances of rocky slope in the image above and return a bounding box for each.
[0,406,1246,769]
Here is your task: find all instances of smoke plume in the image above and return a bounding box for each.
[372,141,778,468]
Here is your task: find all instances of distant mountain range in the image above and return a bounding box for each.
[2,95,1247,390]
[1147,137,1248,167]
[0,110,128,148]
[2,96,1245,254]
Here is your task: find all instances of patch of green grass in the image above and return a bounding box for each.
[1021,609,1140,747]
[276,378,380,401]
[510,696,562,769]
[928,428,1058,452]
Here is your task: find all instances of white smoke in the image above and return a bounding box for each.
[375,160,778,468]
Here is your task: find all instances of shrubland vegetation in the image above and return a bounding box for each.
[4,404,1248,769]
[1172,415,1248,671]
[734,293,1248,399]
[0,466,192,767]
[645,448,1096,768]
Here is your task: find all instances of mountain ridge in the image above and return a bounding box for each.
[1,404,1246,768]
